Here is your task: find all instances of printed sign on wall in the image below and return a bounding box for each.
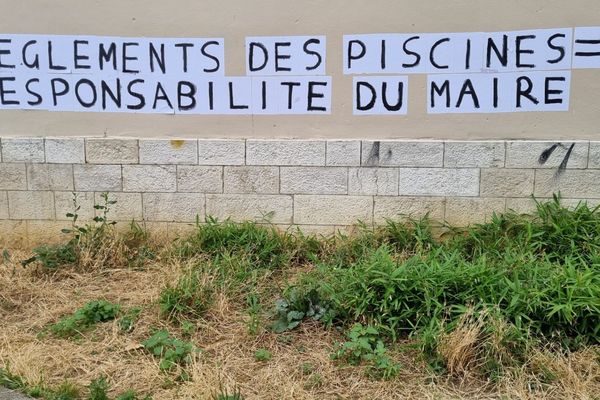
[0,34,331,114]
[0,28,599,115]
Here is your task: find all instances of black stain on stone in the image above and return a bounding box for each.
[556,143,574,177]
[365,141,380,166]
[538,143,560,165]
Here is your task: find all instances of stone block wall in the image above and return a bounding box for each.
[0,137,597,243]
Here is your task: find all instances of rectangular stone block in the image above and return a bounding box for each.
[326,140,361,166]
[143,192,204,222]
[374,196,445,224]
[0,191,7,219]
[294,195,373,225]
[398,168,479,196]
[206,194,293,224]
[534,170,600,198]
[445,197,506,226]
[27,164,74,190]
[444,141,505,167]
[280,167,347,194]
[506,141,588,169]
[86,138,139,164]
[224,166,279,194]
[480,169,534,197]
[587,141,600,168]
[198,139,245,165]
[54,192,96,221]
[123,165,176,192]
[0,163,26,190]
[177,166,223,193]
[74,164,122,191]
[349,167,398,195]
[45,138,85,163]
[246,140,325,166]
[8,191,55,220]
[1,138,45,162]
[362,141,443,167]
[139,139,198,164]
[94,192,143,221]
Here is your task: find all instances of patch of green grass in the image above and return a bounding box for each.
[49,300,121,338]
[159,267,214,323]
[88,377,109,400]
[275,196,600,378]
[174,217,295,270]
[0,367,81,400]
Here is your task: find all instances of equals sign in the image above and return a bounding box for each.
[574,38,600,57]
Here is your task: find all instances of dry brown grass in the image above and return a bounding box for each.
[1,242,599,400]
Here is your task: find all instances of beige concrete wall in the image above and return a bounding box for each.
[0,0,599,139]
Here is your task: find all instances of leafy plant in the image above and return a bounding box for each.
[331,324,401,380]
[50,300,121,338]
[21,192,117,270]
[271,288,330,333]
[142,330,194,371]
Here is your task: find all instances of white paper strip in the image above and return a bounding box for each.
[573,27,600,69]
[352,76,408,115]
[245,36,326,76]
[427,71,571,114]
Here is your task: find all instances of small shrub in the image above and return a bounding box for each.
[142,330,194,371]
[50,300,120,338]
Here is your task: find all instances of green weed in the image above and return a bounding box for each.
[245,293,262,335]
[87,377,109,400]
[50,300,121,338]
[331,324,401,380]
[142,330,194,371]
[254,348,272,362]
